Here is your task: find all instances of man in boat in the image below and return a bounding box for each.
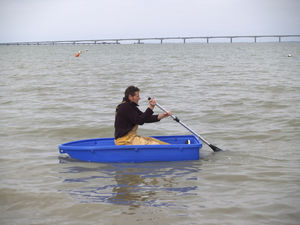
[114,86,172,145]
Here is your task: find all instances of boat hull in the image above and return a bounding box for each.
[59,135,202,163]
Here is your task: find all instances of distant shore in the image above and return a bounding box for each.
[1,34,300,45]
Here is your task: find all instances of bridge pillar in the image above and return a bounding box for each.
[207,38,209,43]
[230,37,233,43]
[160,39,163,44]
[183,38,186,44]
[279,36,281,42]
[254,37,257,43]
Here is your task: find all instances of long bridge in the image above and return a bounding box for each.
[1,35,300,45]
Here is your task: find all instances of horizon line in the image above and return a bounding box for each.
[1,34,300,45]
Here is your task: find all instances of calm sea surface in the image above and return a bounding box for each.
[1,43,300,225]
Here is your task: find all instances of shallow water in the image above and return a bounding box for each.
[1,43,300,225]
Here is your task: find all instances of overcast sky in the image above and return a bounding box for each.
[1,0,300,42]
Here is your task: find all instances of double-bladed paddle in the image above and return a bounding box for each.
[148,97,223,152]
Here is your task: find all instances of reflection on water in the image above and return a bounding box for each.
[109,172,156,207]
[58,156,200,208]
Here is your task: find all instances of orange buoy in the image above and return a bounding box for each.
[75,52,80,57]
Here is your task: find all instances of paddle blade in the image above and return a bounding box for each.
[209,144,223,152]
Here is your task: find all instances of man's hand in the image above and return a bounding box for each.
[148,97,156,110]
[158,111,172,120]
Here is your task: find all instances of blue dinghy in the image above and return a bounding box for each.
[59,135,202,163]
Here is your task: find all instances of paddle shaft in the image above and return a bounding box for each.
[154,102,211,146]
[149,97,223,152]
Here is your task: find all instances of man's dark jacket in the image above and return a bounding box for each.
[114,98,160,139]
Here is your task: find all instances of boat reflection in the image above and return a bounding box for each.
[59,156,200,207]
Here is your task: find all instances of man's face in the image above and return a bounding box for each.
[129,91,140,104]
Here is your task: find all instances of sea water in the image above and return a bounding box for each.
[0,43,300,225]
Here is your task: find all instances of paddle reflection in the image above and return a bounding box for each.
[59,157,200,207]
